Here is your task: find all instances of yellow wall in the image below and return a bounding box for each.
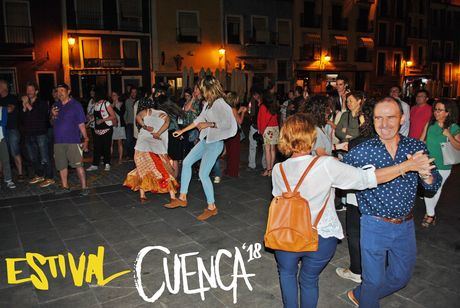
[155,0,223,74]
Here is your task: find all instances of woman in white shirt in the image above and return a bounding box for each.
[123,107,179,203]
[164,76,237,221]
[272,113,434,308]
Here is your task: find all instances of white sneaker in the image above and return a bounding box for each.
[104,164,111,171]
[86,165,98,171]
[336,268,362,283]
[213,176,221,184]
[6,180,16,189]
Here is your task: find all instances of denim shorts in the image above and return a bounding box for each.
[6,129,21,156]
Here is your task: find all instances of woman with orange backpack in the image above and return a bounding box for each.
[268,113,435,308]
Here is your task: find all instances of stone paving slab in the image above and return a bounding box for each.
[0,165,459,307]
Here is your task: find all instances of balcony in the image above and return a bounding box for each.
[176,27,201,43]
[300,14,321,28]
[245,30,277,45]
[329,18,348,31]
[119,18,143,32]
[0,26,33,45]
[356,20,374,33]
[83,58,126,68]
[408,27,428,39]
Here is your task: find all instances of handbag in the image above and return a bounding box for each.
[441,139,460,165]
[264,157,331,252]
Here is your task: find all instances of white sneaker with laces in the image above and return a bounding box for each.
[86,165,98,171]
[104,164,111,171]
[336,268,362,283]
[213,176,221,184]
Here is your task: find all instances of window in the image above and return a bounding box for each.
[75,0,103,29]
[300,33,321,60]
[393,53,402,76]
[330,5,347,30]
[226,16,242,44]
[80,37,101,68]
[444,41,453,60]
[0,68,18,94]
[419,0,424,14]
[356,7,370,32]
[378,23,387,46]
[394,24,403,47]
[418,46,423,65]
[121,39,141,69]
[251,16,269,44]
[418,19,424,37]
[277,60,289,81]
[3,0,32,44]
[444,63,452,83]
[431,41,441,60]
[356,37,374,62]
[331,36,348,62]
[177,11,200,43]
[394,0,404,18]
[379,0,389,17]
[302,1,320,28]
[118,0,142,31]
[432,10,439,27]
[431,62,439,80]
[277,19,291,46]
[377,52,386,76]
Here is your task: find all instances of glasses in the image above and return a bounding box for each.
[434,108,446,112]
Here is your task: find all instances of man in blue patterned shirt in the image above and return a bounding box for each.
[344,97,441,308]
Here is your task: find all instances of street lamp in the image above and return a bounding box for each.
[68,36,76,68]
[319,53,331,70]
[218,46,226,70]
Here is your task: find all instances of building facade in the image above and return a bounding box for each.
[426,0,460,98]
[222,0,293,94]
[64,0,152,100]
[151,0,223,94]
[293,0,376,93]
[0,0,63,101]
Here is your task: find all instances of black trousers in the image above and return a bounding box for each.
[92,129,113,165]
[346,203,362,275]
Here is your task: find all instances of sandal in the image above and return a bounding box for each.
[140,196,148,204]
[261,169,272,177]
[421,214,436,228]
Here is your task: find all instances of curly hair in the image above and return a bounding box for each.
[278,113,317,156]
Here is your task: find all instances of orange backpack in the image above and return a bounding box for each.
[264,156,331,252]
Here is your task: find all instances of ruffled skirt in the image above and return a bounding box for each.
[123,150,178,193]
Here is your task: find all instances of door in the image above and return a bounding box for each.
[37,72,56,103]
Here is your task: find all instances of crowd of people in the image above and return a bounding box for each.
[1,72,459,307]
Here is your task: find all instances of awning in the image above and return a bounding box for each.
[333,35,348,45]
[359,37,374,48]
[304,33,321,44]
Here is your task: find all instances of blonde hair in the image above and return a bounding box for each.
[225,91,239,108]
[198,75,225,106]
[278,113,317,156]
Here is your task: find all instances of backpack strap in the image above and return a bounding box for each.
[313,189,331,228]
[279,164,292,193]
[293,156,320,193]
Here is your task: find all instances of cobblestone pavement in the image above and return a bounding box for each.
[0,162,459,307]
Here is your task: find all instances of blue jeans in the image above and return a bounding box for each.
[353,215,416,308]
[275,236,338,308]
[180,139,224,204]
[6,128,21,156]
[25,134,53,179]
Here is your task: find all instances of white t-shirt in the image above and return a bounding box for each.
[135,109,168,154]
[271,155,377,239]
[194,98,237,143]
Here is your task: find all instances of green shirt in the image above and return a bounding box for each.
[426,123,460,170]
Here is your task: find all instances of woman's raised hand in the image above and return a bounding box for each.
[405,150,435,175]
